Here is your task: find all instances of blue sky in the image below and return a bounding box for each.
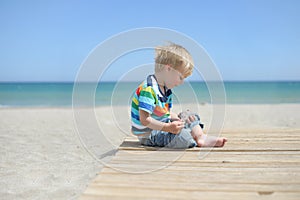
[0,0,299,82]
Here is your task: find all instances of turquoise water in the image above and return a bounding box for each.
[0,81,299,107]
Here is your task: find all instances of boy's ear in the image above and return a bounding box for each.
[166,65,171,71]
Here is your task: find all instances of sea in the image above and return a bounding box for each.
[0,81,299,107]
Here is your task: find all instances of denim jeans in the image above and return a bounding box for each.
[138,114,203,149]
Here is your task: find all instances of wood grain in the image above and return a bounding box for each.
[80,130,300,200]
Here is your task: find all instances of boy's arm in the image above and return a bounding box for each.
[170,111,180,121]
[139,109,184,134]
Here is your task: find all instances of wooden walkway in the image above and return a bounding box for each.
[80,130,300,200]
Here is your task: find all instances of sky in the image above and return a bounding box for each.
[0,0,299,82]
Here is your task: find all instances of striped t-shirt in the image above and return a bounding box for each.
[131,75,173,135]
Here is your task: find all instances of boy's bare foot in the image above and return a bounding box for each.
[190,123,227,147]
[196,134,227,147]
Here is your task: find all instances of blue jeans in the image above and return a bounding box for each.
[138,115,203,149]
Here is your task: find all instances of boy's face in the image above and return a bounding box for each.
[164,66,185,89]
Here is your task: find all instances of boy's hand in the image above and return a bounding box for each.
[166,120,184,134]
[185,115,196,124]
[178,110,197,125]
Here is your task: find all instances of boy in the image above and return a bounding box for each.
[131,42,227,148]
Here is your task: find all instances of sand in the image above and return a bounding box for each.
[1,104,300,199]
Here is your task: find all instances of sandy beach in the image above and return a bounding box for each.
[1,104,300,199]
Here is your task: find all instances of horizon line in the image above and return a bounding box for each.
[1,80,300,83]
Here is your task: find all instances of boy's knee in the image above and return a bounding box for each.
[167,130,196,148]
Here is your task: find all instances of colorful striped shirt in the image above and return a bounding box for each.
[131,75,173,135]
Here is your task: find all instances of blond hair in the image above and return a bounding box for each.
[155,42,194,78]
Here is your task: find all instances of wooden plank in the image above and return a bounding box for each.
[114,150,300,160]
[90,181,300,193]
[96,168,300,183]
[119,145,300,152]
[91,172,300,187]
[119,139,300,151]
[81,187,300,200]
